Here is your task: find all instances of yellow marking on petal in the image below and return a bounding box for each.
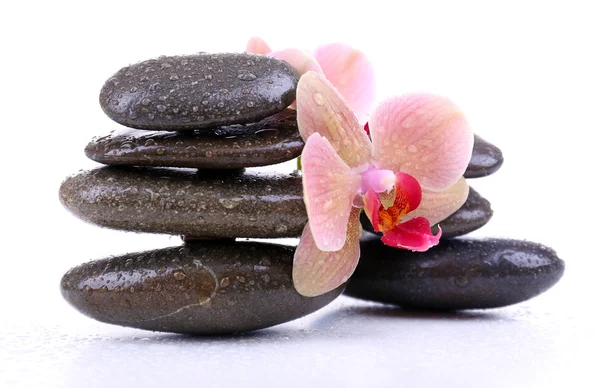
[377,188,413,233]
[379,187,396,209]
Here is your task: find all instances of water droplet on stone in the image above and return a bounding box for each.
[156,147,166,155]
[219,198,241,209]
[238,72,257,81]
[141,98,151,106]
[157,104,166,112]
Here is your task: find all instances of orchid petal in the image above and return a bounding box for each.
[313,43,376,125]
[245,36,271,54]
[381,217,441,252]
[296,71,372,168]
[375,172,422,233]
[293,209,362,297]
[369,94,474,191]
[269,48,323,77]
[302,133,361,251]
[403,177,469,225]
[362,189,381,232]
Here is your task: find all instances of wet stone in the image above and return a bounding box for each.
[85,109,303,169]
[360,187,493,239]
[59,167,306,238]
[464,135,504,178]
[61,241,343,334]
[100,53,298,130]
[345,233,564,310]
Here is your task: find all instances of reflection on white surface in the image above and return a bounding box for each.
[0,290,589,388]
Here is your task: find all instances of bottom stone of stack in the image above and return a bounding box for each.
[344,232,564,310]
[61,241,343,335]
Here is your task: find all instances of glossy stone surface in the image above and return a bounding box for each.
[61,241,343,334]
[99,53,298,130]
[464,135,504,178]
[59,167,306,238]
[433,187,493,238]
[85,109,302,169]
[360,187,492,239]
[345,232,565,309]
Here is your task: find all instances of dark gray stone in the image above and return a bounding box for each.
[59,167,306,238]
[433,187,493,238]
[464,135,504,178]
[99,53,298,130]
[61,241,343,334]
[85,109,302,169]
[360,187,493,239]
[345,232,565,309]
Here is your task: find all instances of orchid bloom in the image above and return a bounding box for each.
[293,72,474,297]
[245,36,376,124]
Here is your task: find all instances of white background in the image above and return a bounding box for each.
[1,1,598,387]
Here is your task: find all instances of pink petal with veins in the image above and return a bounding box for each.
[245,36,271,54]
[404,177,469,225]
[381,217,441,251]
[302,133,361,251]
[362,189,381,232]
[296,71,372,168]
[293,209,362,297]
[313,43,376,125]
[369,94,474,191]
[269,48,323,77]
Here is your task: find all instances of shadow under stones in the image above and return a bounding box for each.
[309,303,507,330]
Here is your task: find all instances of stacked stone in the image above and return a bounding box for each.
[59,53,564,335]
[350,138,565,309]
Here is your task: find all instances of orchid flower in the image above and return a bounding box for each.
[293,71,474,297]
[246,36,376,124]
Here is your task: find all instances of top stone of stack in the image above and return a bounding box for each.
[99,53,299,131]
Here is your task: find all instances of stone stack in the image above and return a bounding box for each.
[59,52,564,335]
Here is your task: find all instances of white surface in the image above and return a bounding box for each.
[1,1,598,387]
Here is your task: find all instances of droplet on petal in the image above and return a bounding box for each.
[404,177,469,225]
[313,43,376,125]
[302,133,361,251]
[296,71,372,168]
[293,209,362,297]
[369,94,474,191]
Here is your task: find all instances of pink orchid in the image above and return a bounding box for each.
[246,36,376,124]
[293,72,474,297]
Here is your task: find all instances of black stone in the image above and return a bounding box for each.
[59,167,307,238]
[464,135,504,178]
[85,109,303,169]
[360,187,493,239]
[61,241,343,334]
[345,232,564,309]
[99,53,298,130]
[434,187,493,238]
